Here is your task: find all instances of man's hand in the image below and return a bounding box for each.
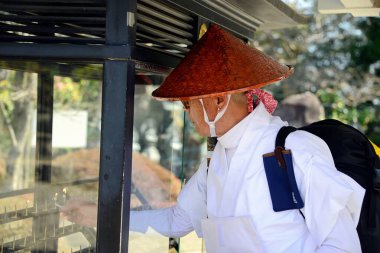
[60,199,98,227]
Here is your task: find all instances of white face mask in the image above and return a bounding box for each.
[199,94,231,137]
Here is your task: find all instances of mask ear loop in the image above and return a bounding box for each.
[199,94,231,137]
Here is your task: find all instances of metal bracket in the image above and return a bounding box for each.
[127,12,135,27]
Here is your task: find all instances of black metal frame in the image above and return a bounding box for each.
[33,71,55,253]
[97,60,135,253]
[0,0,256,252]
[0,0,254,65]
[0,43,132,61]
[96,0,136,252]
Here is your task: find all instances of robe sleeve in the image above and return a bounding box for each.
[129,158,208,238]
[287,130,365,252]
[129,203,193,237]
[177,158,208,237]
[313,208,362,253]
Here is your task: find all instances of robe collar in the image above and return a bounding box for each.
[217,102,269,150]
[207,102,275,217]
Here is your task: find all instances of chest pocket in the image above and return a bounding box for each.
[201,216,264,253]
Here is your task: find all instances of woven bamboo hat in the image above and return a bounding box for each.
[152,24,293,101]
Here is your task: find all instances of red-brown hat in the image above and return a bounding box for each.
[152,24,293,101]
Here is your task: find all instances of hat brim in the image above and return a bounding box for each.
[152,25,294,101]
[152,65,293,101]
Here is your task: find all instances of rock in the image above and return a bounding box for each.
[274,91,325,127]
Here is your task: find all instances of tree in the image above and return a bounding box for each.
[255,4,380,144]
[0,70,37,189]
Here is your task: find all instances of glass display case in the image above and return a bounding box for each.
[0,61,206,252]
[0,61,102,252]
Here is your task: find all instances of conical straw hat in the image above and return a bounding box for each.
[152,24,293,101]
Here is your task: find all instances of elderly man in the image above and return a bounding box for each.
[62,25,364,253]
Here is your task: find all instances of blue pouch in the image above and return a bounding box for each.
[263,148,304,212]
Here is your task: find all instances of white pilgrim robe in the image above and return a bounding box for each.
[130,102,365,253]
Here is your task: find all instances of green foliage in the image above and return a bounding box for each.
[0,70,19,152]
[349,18,380,75]
[0,72,15,117]
[257,8,380,145]
[318,90,380,145]
[54,76,101,110]
[0,79,11,110]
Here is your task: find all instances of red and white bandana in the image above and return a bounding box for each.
[246,89,277,114]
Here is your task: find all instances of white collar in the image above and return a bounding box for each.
[217,102,269,149]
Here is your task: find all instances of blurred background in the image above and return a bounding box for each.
[260,0,380,145]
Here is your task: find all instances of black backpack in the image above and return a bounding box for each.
[275,119,380,253]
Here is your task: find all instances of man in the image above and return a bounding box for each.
[62,25,364,252]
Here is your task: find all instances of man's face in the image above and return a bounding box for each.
[182,98,218,137]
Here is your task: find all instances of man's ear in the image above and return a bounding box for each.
[216,95,228,110]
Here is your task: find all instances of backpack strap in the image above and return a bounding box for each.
[275,126,297,148]
[273,126,305,218]
[273,125,297,170]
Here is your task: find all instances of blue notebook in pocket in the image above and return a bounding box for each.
[263,149,304,212]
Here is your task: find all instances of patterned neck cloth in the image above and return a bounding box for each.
[246,89,277,114]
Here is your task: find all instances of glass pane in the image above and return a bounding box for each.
[52,68,102,253]
[0,66,38,252]
[129,66,207,253]
[129,69,183,252]
[178,115,206,253]
[0,68,37,190]
[0,61,102,253]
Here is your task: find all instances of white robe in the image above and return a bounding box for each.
[130,102,365,253]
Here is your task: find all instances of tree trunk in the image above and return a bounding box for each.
[5,71,37,189]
